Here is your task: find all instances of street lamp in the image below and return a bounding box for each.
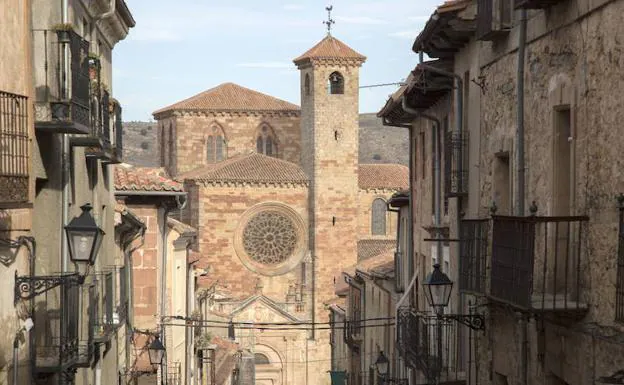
[149,334,166,384]
[422,263,453,314]
[375,351,389,377]
[65,204,105,265]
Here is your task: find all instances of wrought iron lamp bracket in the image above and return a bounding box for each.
[442,313,485,331]
[14,271,84,304]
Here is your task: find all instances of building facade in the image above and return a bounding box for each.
[1,0,135,384]
[152,34,409,385]
[379,0,624,384]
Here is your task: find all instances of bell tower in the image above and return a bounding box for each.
[293,26,366,384]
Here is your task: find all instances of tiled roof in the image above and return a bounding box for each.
[114,164,184,192]
[356,249,395,277]
[357,239,396,261]
[359,164,409,190]
[178,153,308,185]
[293,35,366,65]
[153,83,300,116]
[211,336,240,385]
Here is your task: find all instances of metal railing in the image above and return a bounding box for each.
[459,219,490,295]
[444,131,468,197]
[490,215,588,311]
[94,271,116,342]
[32,277,80,372]
[397,308,465,384]
[0,91,29,205]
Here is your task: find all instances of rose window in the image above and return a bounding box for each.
[242,211,298,265]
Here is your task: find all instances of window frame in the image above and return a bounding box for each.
[371,198,387,236]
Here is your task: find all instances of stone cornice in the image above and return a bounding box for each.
[193,180,309,189]
[358,187,403,194]
[295,57,366,69]
[154,109,301,120]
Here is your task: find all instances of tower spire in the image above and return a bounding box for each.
[323,5,335,35]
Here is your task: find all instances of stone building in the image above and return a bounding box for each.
[152,35,409,385]
[1,0,135,384]
[379,0,624,384]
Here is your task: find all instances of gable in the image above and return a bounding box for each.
[230,295,301,323]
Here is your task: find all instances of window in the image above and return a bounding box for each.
[305,73,311,96]
[443,117,450,215]
[616,206,624,322]
[160,124,166,166]
[256,124,278,157]
[254,353,270,365]
[206,124,226,163]
[371,198,387,235]
[420,132,426,179]
[328,71,344,94]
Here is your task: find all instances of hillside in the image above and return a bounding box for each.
[122,113,408,168]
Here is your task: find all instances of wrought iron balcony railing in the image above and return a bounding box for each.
[397,308,466,384]
[26,273,81,373]
[0,90,29,207]
[459,214,589,313]
[75,284,95,368]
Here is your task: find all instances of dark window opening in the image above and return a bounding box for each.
[254,353,270,365]
[328,71,344,95]
[256,125,278,158]
[305,73,311,96]
[206,125,226,164]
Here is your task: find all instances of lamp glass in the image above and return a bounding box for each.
[148,336,165,366]
[64,204,104,265]
[422,264,453,309]
[375,351,389,376]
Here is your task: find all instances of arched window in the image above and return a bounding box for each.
[168,122,174,167]
[371,198,387,235]
[206,124,226,163]
[256,124,278,158]
[254,353,270,365]
[304,73,311,96]
[328,71,344,94]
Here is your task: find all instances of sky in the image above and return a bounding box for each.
[112,1,440,122]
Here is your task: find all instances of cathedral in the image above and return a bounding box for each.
[152,34,408,385]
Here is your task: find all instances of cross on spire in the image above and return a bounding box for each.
[323,5,335,35]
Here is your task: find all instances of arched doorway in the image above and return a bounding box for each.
[254,344,283,385]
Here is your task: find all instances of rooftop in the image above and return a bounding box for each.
[293,35,366,66]
[153,83,300,117]
[178,152,309,186]
[358,164,409,190]
[114,164,183,193]
[358,239,396,261]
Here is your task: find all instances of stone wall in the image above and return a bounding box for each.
[169,113,301,176]
[475,1,624,384]
[357,189,399,239]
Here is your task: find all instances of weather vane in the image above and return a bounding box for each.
[323,5,335,35]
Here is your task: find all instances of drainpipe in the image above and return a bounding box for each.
[517,9,528,385]
[60,0,70,275]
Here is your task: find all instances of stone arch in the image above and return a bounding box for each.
[205,121,227,163]
[254,344,284,385]
[328,71,344,94]
[255,123,280,157]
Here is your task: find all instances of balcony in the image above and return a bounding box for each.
[444,131,469,198]
[476,0,512,41]
[343,317,362,348]
[75,285,95,368]
[397,308,466,384]
[0,91,30,208]
[460,215,589,314]
[514,0,566,8]
[33,29,123,163]
[29,274,81,374]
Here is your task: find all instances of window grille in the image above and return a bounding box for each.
[616,206,624,322]
[444,130,469,197]
[0,91,29,205]
[371,198,387,235]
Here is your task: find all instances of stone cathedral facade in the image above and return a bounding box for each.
[152,35,408,385]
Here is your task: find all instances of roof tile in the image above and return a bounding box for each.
[359,164,409,190]
[178,153,308,185]
[294,35,366,65]
[114,164,184,192]
[153,83,300,116]
[357,239,396,261]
